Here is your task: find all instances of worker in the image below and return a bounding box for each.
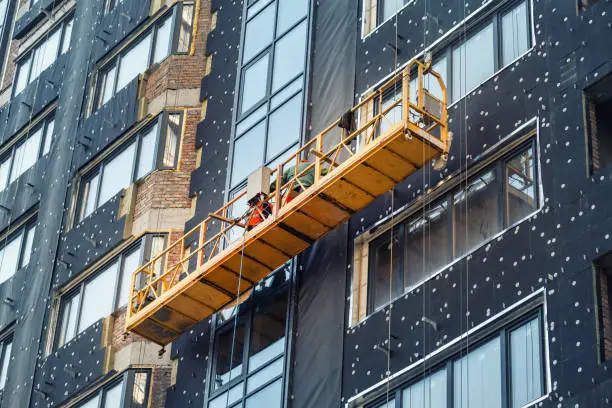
[245,192,273,231]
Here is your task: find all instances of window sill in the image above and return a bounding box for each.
[349,207,543,328]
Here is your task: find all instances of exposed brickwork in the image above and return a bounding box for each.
[599,268,612,360]
[150,366,172,408]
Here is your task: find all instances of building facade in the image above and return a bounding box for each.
[0,0,610,407]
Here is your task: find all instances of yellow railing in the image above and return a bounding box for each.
[127,59,449,320]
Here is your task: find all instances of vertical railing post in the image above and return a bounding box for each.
[275,164,282,215]
[402,66,410,128]
[128,267,138,319]
[417,63,424,110]
[315,134,323,184]
[197,224,205,268]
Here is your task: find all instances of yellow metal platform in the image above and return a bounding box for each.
[126,60,451,344]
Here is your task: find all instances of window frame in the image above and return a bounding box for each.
[90,3,195,113]
[364,308,546,408]
[12,13,74,97]
[0,112,56,192]
[0,215,37,284]
[54,234,167,349]
[72,369,152,408]
[359,135,540,317]
[207,273,291,408]
[75,111,182,223]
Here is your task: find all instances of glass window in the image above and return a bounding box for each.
[214,322,246,389]
[136,124,157,179]
[0,221,35,284]
[369,228,404,312]
[57,236,162,348]
[10,128,42,183]
[177,5,195,53]
[77,396,100,408]
[102,381,123,407]
[20,224,36,267]
[244,379,282,408]
[276,0,308,35]
[153,16,173,65]
[403,200,451,290]
[402,368,447,408]
[58,291,80,346]
[163,114,181,167]
[453,170,501,258]
[0,339,12,391]
[501,1,529,66]
[381,0,407,22]
[42,118,55,155]
[81,173,100,220]
[452,23,495,101]
[132,372,149,406]
[98,142,136,205]
[231,121,266,186]
[377,86,402,137]
[506,146,537,225]
[243,3,275,63]
[116,34,152,92]
[272,21,307,92]
[78,262,118,331]
[241,55,270,114]
[453,337,502,408]
[98,64,117,108]
[13,15,73,96]
[249,296,287,371]
[0,157,9,190]
[266,92,302,161]
[510,318,543,408]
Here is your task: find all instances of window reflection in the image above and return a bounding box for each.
[214,321,246,389]
[506,147,537,225]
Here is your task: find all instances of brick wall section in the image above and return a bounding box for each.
[150,366,172,408]
[599,268,612,360]
[133,108,199,219]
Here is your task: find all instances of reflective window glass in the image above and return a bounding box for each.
[0,233,21,283]
[10,127,42,183]
[381,0,407,22]
[98,64,117,108]
[103,381,123,408]
[14,56,31,95]
[164,114,181,167]
[116,34,152,92]
[0,340,12,391]
[78,262,118,331]
[452,23,494,101]
[77,395,100,408]
[369,228,403,311]
[61,18,73,54]
[231,121,266,186]
[246,357,284,393]
[137,124,157,179]
[453,337,502,408]
[177,5,195,53]
[243,3,275,63]
[153,16,173,64]
[82,173,100,220]
[43,119,55,155]
[118,247,142,308]
[276,0,308,35]
[241,55,270,114]
[249,296,287,371]
[0,157,10,191]
[20,225,36,267]
[453,170,501,258]
[244,379,282,408]
[58,292,80,346]
[506,146,537,225]
[272,22,307,92]
[98,142,136,205]
[266,92,302,161]
[510,318,543,408]
[502,1,529,66]
[214,323,246,388]
[402,369,447,408]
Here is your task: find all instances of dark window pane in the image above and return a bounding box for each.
[369,228,403,311]
[454,170,501,258]
[506,146,537,225]
[214,322,246,389]
[453,337,502,408]
[510,318,543,408]
[266,92,302,161]
[249,296,287,371]
[404,200,451,289]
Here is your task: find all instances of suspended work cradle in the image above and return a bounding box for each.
[125,59,452,345]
